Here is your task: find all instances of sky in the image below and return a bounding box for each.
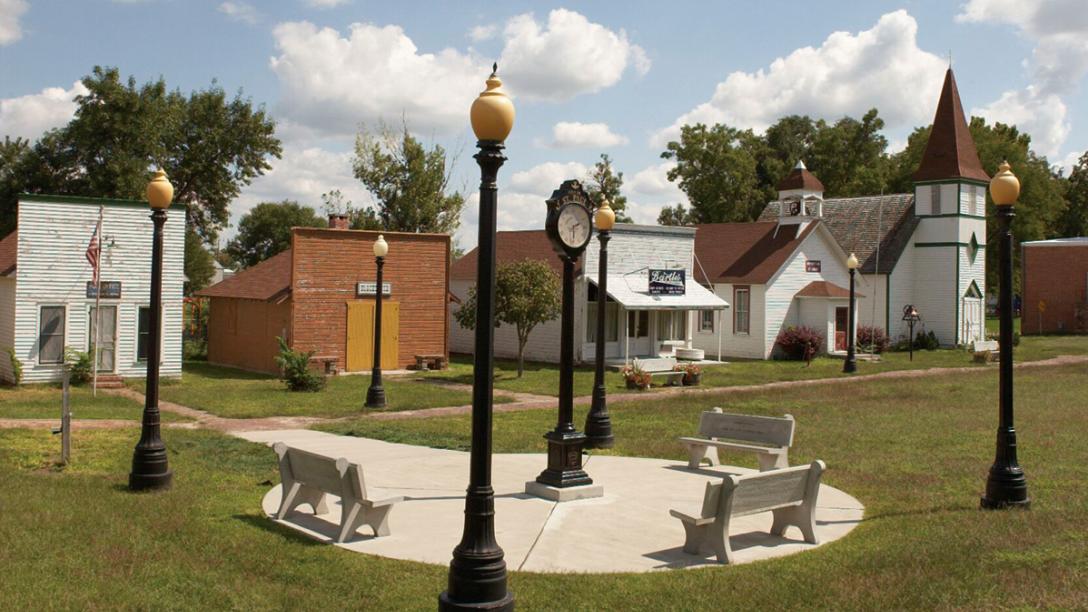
[2,0,1087,252]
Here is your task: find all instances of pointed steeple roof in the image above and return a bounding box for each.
[912,68,989,183]
[776,160,826,191]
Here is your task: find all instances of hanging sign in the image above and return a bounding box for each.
[356,282,392,297]
[648,269,685,296]
[86,281,122,299]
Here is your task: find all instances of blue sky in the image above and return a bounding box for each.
[2,0,1085,250]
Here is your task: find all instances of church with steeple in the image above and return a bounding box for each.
[690,67,991,357]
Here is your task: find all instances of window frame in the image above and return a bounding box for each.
[136,305,152,362]
[699,309,715,333]
[733,286,751,335]
[931,184,942,215]
[37,304,67,365]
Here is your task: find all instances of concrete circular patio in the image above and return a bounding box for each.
[241,429,864,573]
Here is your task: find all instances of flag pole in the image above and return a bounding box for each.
[93,206,103,397]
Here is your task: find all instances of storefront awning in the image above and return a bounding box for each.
[586,272,729,311]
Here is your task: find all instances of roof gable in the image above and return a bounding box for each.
[196,249,292,301]
[451,230,578,281]
[693,221,818,285]
[912,69,990,183]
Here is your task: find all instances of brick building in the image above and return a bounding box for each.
[1021,237,1088,335]
[199,218,450,374]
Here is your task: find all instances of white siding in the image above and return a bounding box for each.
[12,199,184,383]
[0,277,14,382]
[957,242,986,344]
[691,283,766,359]
[854,273,887,332]
[584,224,694,275]
[910,244,958,345]
[448,278,566,364]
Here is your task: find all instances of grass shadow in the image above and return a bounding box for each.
[233,513,325,546]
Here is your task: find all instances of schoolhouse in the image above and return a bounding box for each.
[0,194,185,384]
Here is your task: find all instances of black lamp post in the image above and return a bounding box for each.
[981,161,1030,510]
[129,169,173,492]
[365,235,389,409]
[902,305,920,362]
[585,199,616,449]
[440,64,515,612]
[843,252,859,374]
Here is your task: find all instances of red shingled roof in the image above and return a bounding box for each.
[912,68,990,183]
[451,230,578,281]
[196,249,292,301]
[0,231,15,276]
[693,221,818,285]
[795,280,863,299]
[776,161,825,192]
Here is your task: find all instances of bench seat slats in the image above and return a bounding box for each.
[680,410,796,471]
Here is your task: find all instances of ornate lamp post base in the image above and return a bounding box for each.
[980,465,1030,510]
[365,385,386,409]
[129,450,172,491]
[536,431,592,488]
[584,401,615,449]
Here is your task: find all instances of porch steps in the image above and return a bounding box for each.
[93,375,125,389]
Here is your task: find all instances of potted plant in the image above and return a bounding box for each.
[622,364,651,390]
[680,362,702,386]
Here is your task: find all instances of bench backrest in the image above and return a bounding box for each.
[273,443,370,500]
[635,357,677,373]
[698,410,795,448]
[701,460,825,519]
[973,340,999,352]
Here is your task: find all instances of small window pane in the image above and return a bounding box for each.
[700,310,714,332]
[39,306,65,364]
[137,307,151,361]
[735,289,750,334]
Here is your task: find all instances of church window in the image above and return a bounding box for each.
[931,184,942,215]
[968,234,979,265]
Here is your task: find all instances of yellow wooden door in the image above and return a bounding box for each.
[345,301,399,371]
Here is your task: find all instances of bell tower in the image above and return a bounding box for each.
[910,68,989,346]
[776,160,825,232]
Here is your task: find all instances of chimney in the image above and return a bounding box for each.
[328,214,349,230]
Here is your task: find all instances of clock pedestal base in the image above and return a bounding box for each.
[534,430,592,489]
[525,480,603,502]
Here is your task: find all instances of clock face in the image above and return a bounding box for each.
[557,204,591,249]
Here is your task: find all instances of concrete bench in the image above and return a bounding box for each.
[679,409,795,472]
[414,354,448,371]
[972,340,1000,362]
[309,355,339,375]
[635,357,683,385]
[670,460,825,564]
[273,442,403,543]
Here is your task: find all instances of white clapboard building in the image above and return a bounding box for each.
[0,194,184,384]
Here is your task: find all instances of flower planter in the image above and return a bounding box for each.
[683,373,701,386]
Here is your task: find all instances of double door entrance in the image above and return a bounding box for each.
[345,300,400,371]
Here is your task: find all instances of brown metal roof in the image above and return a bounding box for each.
[776,162,825,191]
[795,280,863,299]
[451,230,578,281]
[912,68,990,183]
[758,194,917,275]
[0,231,15,276]
[196,249,292,301]
[693,221,817,285]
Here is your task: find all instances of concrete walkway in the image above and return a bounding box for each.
[240,429,864,573]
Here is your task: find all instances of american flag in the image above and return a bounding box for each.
[86,225,100,284]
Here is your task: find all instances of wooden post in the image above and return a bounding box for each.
[61,370,71,465]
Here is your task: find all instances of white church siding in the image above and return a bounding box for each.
[9,197,184,384]
[910,244,958,345]
[693,283,766,359]
[854,273,887,332]
[886,235,916,342]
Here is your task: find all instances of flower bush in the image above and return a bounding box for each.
[775,326,824,363]
[622,363,651,390]
[857,325,890,353]
[676,362,702,385]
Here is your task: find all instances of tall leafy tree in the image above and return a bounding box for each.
[0,66,281,243]
[320,188,382,231]
[660,123,762,223]
[1058,151,1088,238]
[226,200,326,268]
[352,124,464,234]
[184,227,216,295]
[453,260,561,377]
[585,154,632,222]
[657,204,694,226]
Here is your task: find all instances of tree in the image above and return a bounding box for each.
[184,227,216,295]
[0,66,281,242]
[585,154,632,222]
[657,204,694,226]
[320,189,382,231]
[226,200,326,268]
[1058,151,1088,238]
[352,124,464,234]
[453,260,561,377]
[660,123,762,223]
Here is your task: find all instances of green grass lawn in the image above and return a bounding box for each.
[0,383,189,421]
[2,361,1086,609]
[128,361,505,419]
[425,334,1087,398]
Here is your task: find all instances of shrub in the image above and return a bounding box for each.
[64,347,94,385]
[183,338,208,361]
[913,330,940,351]
[5,347,22,385]
[274,337,325,392]
[622,363,651,390]
[857,326,890,353]
[775,326,825,363]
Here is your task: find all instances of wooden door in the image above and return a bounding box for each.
[346,301,400,371]
[89,305,117,372]
[834,307,848,351]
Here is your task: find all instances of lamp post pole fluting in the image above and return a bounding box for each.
[982,161,1030,510]
[843,253,858,374]
[440,64,515,612]
[365,235,388,409]
[585,200,616,449]
[129,170,173,492]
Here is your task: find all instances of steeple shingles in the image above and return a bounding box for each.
[912,68,990,183]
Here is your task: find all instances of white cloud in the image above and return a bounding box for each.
[973,87,1069,159]
[1058,149,1083,175]
[499,9,650,102]
[508,161,588,193]
[218,1,259,25]
[303,0,350,8]
[269,21,481,136]
[627,161,679,199]
[653,10,945,146]
[541,121,628,149]
[468,24,497,42]
[0,81,88,140]
[0,0,28,46]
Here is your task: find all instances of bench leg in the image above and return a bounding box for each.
[686,444,719,469]
[679,521,707,555]
[277,482,328,519]
[770,504,819,545]
[365,504,394,537]
[756,451,789,471]
[707,521,735,565]
[337,501,364,543]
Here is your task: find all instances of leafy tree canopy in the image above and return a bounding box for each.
[184,227,217,295]
[1060,151,1088,238]
[585,154,632,222]
[352,124,464,234]
[226,200,325,268]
